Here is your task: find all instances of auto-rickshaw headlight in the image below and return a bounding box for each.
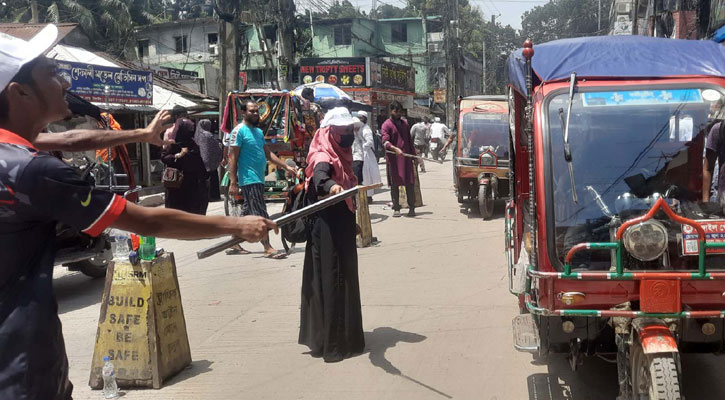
[622,220,668,262]
[480,153,496,167]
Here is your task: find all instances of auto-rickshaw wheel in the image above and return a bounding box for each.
[630,341,682,400]
[478,184,494,219]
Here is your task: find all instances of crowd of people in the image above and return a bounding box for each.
[0,24,456,400]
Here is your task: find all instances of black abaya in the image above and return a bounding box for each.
[299,163,365,362]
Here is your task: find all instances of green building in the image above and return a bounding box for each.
[310,16,443,96]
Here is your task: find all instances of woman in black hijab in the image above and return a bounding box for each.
[161,118,210,214]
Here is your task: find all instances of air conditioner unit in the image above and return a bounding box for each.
[209,44,219,56]
[428,43,440,53]
[616,1,632,15]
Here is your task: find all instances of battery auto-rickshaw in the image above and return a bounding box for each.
[506,36,725,399]
[454,95,509,219]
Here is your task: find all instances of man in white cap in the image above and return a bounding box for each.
[356,110,381,201]
[430,116,451,160]
[0,25,276,399]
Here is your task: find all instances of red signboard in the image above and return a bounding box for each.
[299,58,368,87]
[681,220,725,255]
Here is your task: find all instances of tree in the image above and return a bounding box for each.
[520,0,613,44]
[0,0,172,58]
[373,4,417,18]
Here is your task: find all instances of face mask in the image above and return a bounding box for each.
[337,134,354,148]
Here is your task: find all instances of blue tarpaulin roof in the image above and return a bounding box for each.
[507,35,725,95]
[713,25,725,43]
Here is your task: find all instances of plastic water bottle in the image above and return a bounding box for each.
[139,236,156,261]
[109,229,130,262]
[101,356,119,398]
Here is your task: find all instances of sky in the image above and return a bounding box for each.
[340,0,550,30]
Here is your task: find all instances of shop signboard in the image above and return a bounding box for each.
[433,89,446,104]
[373,90,414,109]
[371,60,415,93]
[299,57,369,87]
[156,67,199,80]
[57,61,153,105]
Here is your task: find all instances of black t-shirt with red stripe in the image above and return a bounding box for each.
[0,128,126,400]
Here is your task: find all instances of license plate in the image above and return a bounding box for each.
[640,280,681,313]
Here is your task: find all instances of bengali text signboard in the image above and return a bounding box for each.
[371,60,415,93]
[57,61,153,105]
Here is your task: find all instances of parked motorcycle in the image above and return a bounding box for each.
[54,155,117,277]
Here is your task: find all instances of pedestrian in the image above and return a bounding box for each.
[161,118,210,214]
[410,116,431,173]
[357,110,381,202]
[163,105,187,151]
[351,115,366,185]
[704,120,725,203]
[300,87,322,137]
[438,117,455,156]
[299,107,365,363]
[0,25,276,400]
[227,100,297,258]
[195,119,224,201]
[381,101,417,217]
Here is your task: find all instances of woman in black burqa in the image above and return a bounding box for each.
[299,107,365,363]
[161,118,210,214]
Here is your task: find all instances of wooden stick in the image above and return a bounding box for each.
[386,150,443,164]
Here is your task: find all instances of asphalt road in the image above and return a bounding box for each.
[56,156,725,400]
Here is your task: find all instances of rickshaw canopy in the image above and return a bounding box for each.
[506,35,725,96]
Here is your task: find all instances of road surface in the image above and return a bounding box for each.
[57,156,725,399]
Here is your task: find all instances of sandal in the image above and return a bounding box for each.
[226,247,251,255]
[265,252,287,260]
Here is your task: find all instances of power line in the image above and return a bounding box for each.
[486,0,502,15]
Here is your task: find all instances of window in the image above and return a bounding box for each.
[391,23,407,43]
[207,33,218,45]
[137,39,149,59]
[174,35,188,54]
[333,25,352,46]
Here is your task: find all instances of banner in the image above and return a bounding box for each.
[57,61,153,105]
[299,57,368,87]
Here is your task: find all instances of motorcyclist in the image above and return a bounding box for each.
[429,117,450,160]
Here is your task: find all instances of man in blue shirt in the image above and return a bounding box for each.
[228,100,297,258]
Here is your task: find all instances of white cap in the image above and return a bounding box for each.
[321,107,363,128]
[0,24,58,93]
[356,110,369,119]
[434,117,441,122]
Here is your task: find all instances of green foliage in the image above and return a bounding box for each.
[0,0,209,57]
[520,0,613,44]
[373,4,417,18]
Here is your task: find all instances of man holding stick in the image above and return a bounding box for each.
[381,101,417,218]
[0,25,276,400]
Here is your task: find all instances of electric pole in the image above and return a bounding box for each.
[216,2,240,123]
[276,0,295,90]
[30,0,38,23]
[445,0,460,126]
[482,37,486,94]
[598,0,602,32]
[633,0,639,35]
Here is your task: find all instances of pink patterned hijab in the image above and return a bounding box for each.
[305,125,357,211]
